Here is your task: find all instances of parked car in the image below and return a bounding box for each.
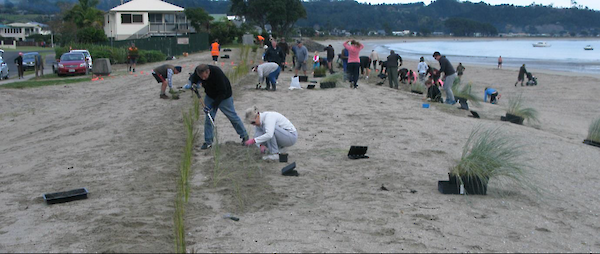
[0,58,9,80]
[70,49,92,70]
[56,52,88,76]
[22,52,43,71]
[0,49,4,59]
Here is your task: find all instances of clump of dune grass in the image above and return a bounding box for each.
[410,82,426,94]
[506,93,539,124]
[452,80,480,106]
[586,117,600,143]
[320,72,343,86]
[450,126,536,193]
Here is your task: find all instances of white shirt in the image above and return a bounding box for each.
[369,51,379,61]
[417,62,428,74]
[257,62,279,84]
[254,111,297,144]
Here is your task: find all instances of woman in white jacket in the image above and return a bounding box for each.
[243,106,298,161]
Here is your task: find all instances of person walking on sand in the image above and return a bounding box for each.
[312,51,320,70]
[433,51,457,105]
[151,64,182,99]
[277,38,289,71]
[359,56,371,79]
[417,57,428,82]
[253,62,280,91]
[344,39,364,89]
[294,41,308,77]
[128,42,139,72]
[324,44,335,74]
[187,64,249,149]
[498,56,503,69]
[264,39,284,67]
[210,39,220,65]
[369,50,379,71]
[515,64,527,87]
[14,52,24,79]
[456,63,465,78]
[386,50,401,89]
[244,106,298,161]
[484,87,501,104]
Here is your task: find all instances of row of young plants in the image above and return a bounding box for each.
[172,45,258,253]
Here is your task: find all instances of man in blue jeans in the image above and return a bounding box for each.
[253,62,280,91]
[187,64,249,149]
[433,51,457,105]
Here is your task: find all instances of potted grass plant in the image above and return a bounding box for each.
[410,82,426,94]
[320,72,343,89]
[443,127,532,195]
[502,93,539,125]
[583,117,600,148]
[452,81,480,110]
[313,66,327,78]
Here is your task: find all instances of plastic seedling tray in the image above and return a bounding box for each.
[43,188,89,204]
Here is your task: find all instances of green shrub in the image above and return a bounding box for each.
[410,82,426,93]
[450,126,535,192]
[54,44,164,65]
[139,50,166,64]
[587,117,600,143]
[506,93,539,123]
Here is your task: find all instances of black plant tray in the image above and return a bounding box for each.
[583,139,600,148]
[43,188,89,204]
[320,82,336,89]
[438,181,460,194]
[298,76,308,82]
[410,90,423,94]
[501,113,524,125]
[313,73,326,78]
[281,162,299,176]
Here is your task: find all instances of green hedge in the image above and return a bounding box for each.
[55,44,166,65]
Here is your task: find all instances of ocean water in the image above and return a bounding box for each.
[373,39,600,74]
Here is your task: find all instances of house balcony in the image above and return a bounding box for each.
[149,22,193,34]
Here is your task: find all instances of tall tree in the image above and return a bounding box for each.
[184,7,214,32]
[230,0,306,38]
[63,0,104,29]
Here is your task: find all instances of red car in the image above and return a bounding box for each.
[57,52,89,76]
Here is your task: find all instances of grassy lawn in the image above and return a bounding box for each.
[0,75,91,89]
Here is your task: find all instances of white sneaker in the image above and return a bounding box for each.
[262,154,279,161]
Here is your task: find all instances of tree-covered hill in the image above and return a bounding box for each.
[3,0,600,35]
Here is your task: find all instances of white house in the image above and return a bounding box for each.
[0,22,47,41]
[104,0,193,41]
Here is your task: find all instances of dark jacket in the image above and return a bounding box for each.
[189,65,232,108]
[153,64,175,78]
[438,56,456,76]
[387,53,401,68]
[277,41,289,55]
[14,55,23,65]
[324,45,335,60]
[518,66,527,80]
[264,45,284,65]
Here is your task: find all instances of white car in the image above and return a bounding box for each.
[70,49,92,70]
[0,58,10,80]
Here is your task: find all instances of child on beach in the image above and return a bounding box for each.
[312,52,320,69]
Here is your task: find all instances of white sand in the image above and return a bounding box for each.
[1,38,599,252]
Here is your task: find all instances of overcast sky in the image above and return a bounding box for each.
[357,0,600,11]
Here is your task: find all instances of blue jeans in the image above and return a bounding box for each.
[204,96,248,144]
[443,73,457,104]
[266,66,281,90]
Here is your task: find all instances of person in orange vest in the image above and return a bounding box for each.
[128,42,139,72]
[210,39,220,65]
[257,35,265,46]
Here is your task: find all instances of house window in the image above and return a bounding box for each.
[121,14,143,24]
[149,13,162,23]
[164,14,175,24]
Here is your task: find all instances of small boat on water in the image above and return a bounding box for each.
[533,41,551,47]
[584,45,594,50]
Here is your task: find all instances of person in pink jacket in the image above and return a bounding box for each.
[343,39,364,89]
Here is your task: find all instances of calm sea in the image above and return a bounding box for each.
[373,39,600,74]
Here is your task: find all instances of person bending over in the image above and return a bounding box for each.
[253,62,281,91]
[187,64,249,149]
[152,64,182,99]
[244,106,298,161]
[484,87,501,104]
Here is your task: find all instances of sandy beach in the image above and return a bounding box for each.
[1,37,599,253]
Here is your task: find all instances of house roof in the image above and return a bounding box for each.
[8,23,40,28]
[110,0,184,12]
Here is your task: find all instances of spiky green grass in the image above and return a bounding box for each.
[587,117,600,143]
[506,93,539,123]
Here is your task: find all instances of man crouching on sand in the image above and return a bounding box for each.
[187,64,249,149]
